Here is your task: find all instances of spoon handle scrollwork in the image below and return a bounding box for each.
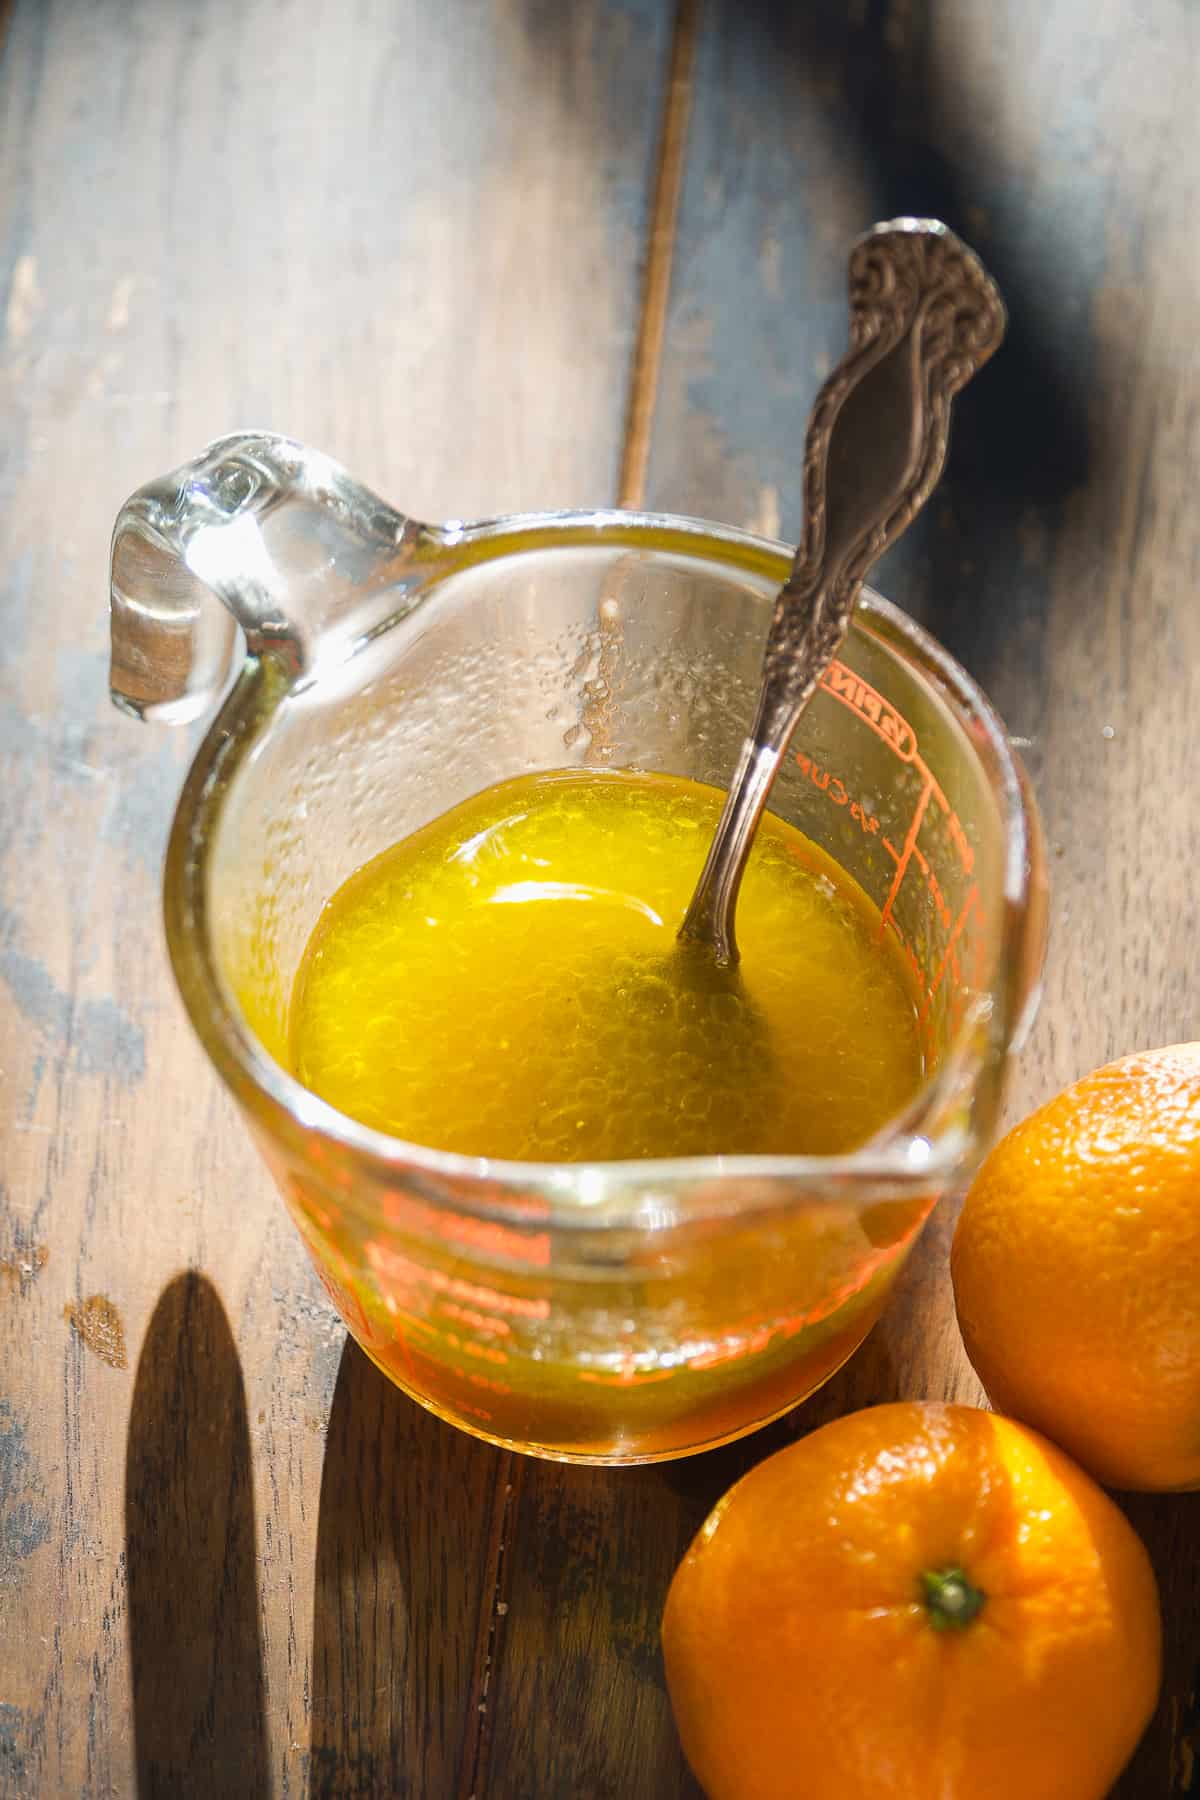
[679,218,1006,965]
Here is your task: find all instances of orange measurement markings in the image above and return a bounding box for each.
[366,1241,551,1322]
[820,660,918,761]
[920,884,981,1026]
[382,1189,551,1268]
[888,923,927,1005]
[459,1337,510,1366]
[911,844,952,932]
[806,661,980,1029]
[879,774,934,937]
[439,1299,512,1338]
[382,1303,440,1337]
[387,1335,497,1419]
[454,1400,494,1423]
[794,750,884,842]
[465,1372,511,1396]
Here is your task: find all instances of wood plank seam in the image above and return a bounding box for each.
[464,8,700,1792]
[617,0,702,511]
[458,1456,525,1800]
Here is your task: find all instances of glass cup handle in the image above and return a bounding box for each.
[109,432,433,723]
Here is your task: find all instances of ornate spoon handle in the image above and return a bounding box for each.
[679,217,1006,965]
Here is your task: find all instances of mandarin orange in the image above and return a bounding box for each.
[952,1043,1200,1490]
[662,1402,1160,1800]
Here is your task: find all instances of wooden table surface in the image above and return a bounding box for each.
[2,1,1197,1794]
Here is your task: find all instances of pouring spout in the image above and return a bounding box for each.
[109,432,431,723]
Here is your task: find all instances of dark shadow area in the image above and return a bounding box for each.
[309,1337,504,1799]
[476,1327,902,1798]
[701,0,1099,740]
[1111,1490,1200,1798]
[125,1273,267,1799]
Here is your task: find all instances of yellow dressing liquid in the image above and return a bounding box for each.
[289,769,924,1161]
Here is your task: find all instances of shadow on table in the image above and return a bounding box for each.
[309,1338,504,1798]
[701,0,1100,731]
[125,1272,267,1799]
[1109,1488,1200,1798]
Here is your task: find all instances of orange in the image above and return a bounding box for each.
[952,1042,1200,1490]
[662,1402,1160,1800]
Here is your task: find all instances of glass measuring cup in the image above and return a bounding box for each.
[111,433,1047,1464]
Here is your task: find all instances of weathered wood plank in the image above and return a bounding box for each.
[0,0,669,1792]
[6,0,1196,1794]
[308,1349,506,1800]
[490,3,1200,1796]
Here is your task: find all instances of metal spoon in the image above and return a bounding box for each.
[679,217,1006,966]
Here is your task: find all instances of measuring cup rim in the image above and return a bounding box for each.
[163,507,1045,1234]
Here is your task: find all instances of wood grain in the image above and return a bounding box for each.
[617,0,702,510]
[0,0,669,1793]
[489,3,1200,1797]
[3,0,1198,1795]
[308,1348,503,1800]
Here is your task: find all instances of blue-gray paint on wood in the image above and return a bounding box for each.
[0,909,145,1085]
